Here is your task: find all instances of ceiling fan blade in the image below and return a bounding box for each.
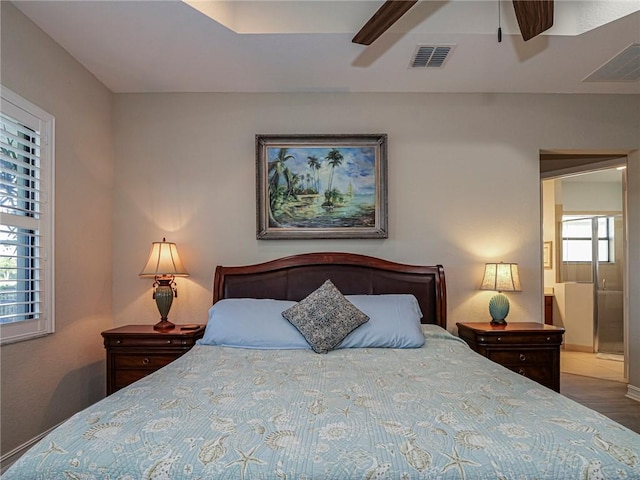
[352,0,418,45]
[512,0,554,41]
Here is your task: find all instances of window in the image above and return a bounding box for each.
[0,87,54,345]
[562,215,614,263]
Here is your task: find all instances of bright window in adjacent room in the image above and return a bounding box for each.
[562,215,614,263]
[0,87,55,345]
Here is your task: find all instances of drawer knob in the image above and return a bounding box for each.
[547,337,551,341]
[116,340,121,344]
[166,340,171,344]
[518,368,525,375]
[142,357,150,365]
[519,354,526,362]
[497,337,501,342]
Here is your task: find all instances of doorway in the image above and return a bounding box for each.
[541,154,628,382]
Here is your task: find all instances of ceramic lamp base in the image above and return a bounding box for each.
[488,293,510,325]
[153,279,175,331]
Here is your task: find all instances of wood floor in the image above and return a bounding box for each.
[560,373,640,433]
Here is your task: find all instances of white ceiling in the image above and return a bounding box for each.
[12,0,640,94]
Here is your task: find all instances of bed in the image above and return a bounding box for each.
[5,252,639,479]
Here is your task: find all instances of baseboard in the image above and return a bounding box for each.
[0,422,61,474]
[563,344,594,353]
[626,384,640,403]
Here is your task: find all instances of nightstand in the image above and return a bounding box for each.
[102,324,205,395]
[456,322,565,392]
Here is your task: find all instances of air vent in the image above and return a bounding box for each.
[583,43,640,83]
[410,45,455,69]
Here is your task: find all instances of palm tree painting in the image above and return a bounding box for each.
[257,134,388,239]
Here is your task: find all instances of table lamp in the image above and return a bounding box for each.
[139,238,189,331]
[480,262,521,325]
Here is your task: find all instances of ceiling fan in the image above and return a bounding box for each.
[352,0,554,45]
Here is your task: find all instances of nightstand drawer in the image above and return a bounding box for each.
[504,364,552,385]
[488,349,552,365]
[114,370,154,390]
[476,333,562,346]
[104,336,193,348]
[114,354,178,369]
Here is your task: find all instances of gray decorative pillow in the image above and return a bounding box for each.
[281,280,369,354]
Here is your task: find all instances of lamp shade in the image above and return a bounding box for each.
[480,262,521,292]
[139,238,189,277]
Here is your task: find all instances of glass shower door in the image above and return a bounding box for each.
[595,215,624,355]
[561,216,624,355]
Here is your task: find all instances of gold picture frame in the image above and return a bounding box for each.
[543,241,553,269]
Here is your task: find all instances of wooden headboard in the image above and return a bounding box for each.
[213,252,447,328]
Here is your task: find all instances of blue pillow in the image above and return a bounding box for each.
[338,294,425,349]
[197,298,310,349]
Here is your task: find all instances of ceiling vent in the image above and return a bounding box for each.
[410,45,455,69]
[583,43,640,83]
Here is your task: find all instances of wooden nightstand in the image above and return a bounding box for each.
[456,322,565,392]
[102,324,205,395]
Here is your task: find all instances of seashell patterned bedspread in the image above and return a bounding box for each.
[5,326,639,479]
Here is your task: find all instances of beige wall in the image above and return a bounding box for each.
[2,0,640,462]
[111,92,639,381]
[542,179,557,288]
[627,151,640,393]
[0,3,114,457]
[563,283,595,350]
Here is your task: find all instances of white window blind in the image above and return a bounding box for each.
[0,87,54,345]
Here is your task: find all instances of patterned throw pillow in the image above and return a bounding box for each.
[281,280,369,354]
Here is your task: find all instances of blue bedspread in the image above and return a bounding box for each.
[5,326,639,479]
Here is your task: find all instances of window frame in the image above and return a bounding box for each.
[561,214,614,264]
[0,86,55,345]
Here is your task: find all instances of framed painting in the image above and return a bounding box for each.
[543,241,553,269]
[256,134,388,239]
